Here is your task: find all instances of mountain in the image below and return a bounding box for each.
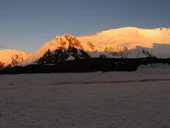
[0,49,30,68]
[21,34,90,65]
[19,27,170,66]
[78,27,170,52]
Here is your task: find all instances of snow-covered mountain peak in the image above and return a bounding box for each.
[60,33,75,38]
[21,34,85,65]
[0,49,30,67]
[55,33,83,49]
[41,33,83,52]
[78,27,170,52]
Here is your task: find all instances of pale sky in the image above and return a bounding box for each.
[0,0,170,53]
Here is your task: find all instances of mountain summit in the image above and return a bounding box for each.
[21,34,89,65]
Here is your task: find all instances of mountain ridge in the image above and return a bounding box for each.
[0,27,170,67]
[77,27,170,52]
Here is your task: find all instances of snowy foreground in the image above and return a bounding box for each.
[0,64,170,128]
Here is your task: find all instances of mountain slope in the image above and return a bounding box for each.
[0,49,30,67]
[77,27,170,52]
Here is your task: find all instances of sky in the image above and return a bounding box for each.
[0,0,170,53]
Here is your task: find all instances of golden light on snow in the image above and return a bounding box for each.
[1,27,170,66]
[78,27,170,51]
[0,49,30,66]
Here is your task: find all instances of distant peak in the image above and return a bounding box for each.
[55,33,75,39]
[63,33,74,37]
[54,33,83,48]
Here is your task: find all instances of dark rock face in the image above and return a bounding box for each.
[37,47,90,65]
[36,34,90,65]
